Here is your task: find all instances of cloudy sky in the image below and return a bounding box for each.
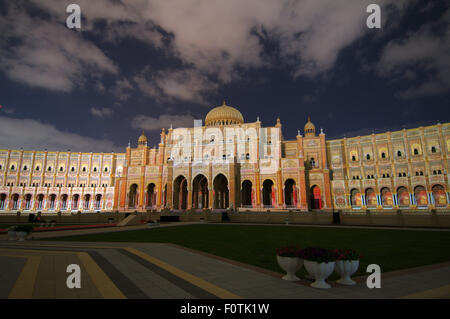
[0,0,449,152]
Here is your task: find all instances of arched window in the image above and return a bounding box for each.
[403,173,407,177]
[82,167,86,172]
[59,167,64,172]
[420,171,424,176]
[104,167,108,172]
[71,167,75,172]
[47,166,52,171]
[0,164,2,170]
[433,170,437,175]
[246,153,250,160]
[36,166,40,171]
[93,167,97,172]
[414,148,419,155]
[397,150,402,157]
[11,165,15,170]
[438,170,442,174]
[310,158,316,168]
[431,146,437,153]
[381,152,386,158]
[351,155,356,161]
[366,154,371,160]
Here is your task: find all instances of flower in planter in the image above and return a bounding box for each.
[334,249,360,261]
[298,247,338,263]
[276,246,302,258]
[334,248,360,285]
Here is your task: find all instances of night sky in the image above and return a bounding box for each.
[0,0,449,152]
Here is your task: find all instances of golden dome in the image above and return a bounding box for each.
[304,116,315,137]
[138,131,147,145]
[205,101,244,126]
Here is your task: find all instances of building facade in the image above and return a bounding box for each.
[0,102,449,213]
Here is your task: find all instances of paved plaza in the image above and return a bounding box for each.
[1,224,449,299]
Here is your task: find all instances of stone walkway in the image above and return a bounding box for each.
[1,237,449,299]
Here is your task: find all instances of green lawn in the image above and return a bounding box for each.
[49,224,450,279]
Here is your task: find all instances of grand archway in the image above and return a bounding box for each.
[381,187,393,206]
[0,194,6,210]
[128,184,138,208]
[414,185,428,206]
[84,194,91,210]
[350,189,361,207]
[262,179,274,207]
[11,194,19,210]
[213,174,229,209]
[37,194,45,210]
[192,175,208,209]
[310,185,322,209]
[397,187,410,207]
[241,180,252,207]
[48,194,57,210]
[284,179,297,207]
[365,188,377,208]
[72,194,80,210]
[61,194,68,210]
[95,194,102,210]
[173,176,188,210]
[24,194,32,210]
[432,184,447,207]
[147,183,156,208]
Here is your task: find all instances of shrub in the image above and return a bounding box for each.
[298,247,337,263]
[15,225,34,234]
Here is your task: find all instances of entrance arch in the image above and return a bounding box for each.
[365,188,377,207]
[397,187,410,207]
[284,179,297,207]
[147,183,156,208]
[192,175,208,209]
[381,187,393,206]
[11,194,19,210]
[61,194,68,210]
[213,174,229,209]
[310,185,322,209]
[24,194,32,210]
[49,194,57,210]
[37,194,45,210]
[350,189,361,207]
[173,176,188,209]
[128,184,138,208]
[95,194,102,210]
[84,194,91,210]
[241,180,252,207]
[72,194,80,210]
[414,185,428,206]
[0,194,6,210]
[262,179,274,207]
[432,184,447,206]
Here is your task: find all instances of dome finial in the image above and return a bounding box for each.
[223,99,226,105]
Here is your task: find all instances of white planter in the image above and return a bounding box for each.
[277,256,303,281]
[16,231,28,241]
[8,231,16,241]
[335,260,359,285]
[304,260,335,289]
